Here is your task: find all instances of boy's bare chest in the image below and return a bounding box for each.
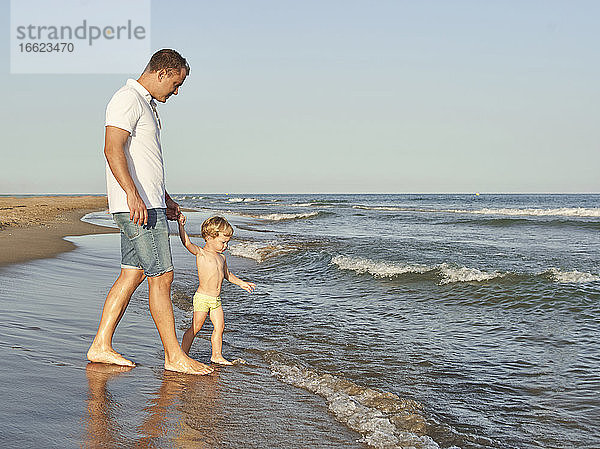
[196,253,225,276]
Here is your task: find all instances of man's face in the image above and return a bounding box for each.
[155,68,187,103]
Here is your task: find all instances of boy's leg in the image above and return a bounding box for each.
[147,271,213,375]
[181,310,208,354]
[209,306,232,365]
[87,268,146,366]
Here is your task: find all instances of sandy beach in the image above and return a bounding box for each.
[0,195,117,267]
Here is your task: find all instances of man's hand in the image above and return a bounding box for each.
[178,213,187,226]
[127,191,148,226]
[165,195,181,221]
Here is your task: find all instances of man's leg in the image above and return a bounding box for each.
[87,268,145,366]
[147,271,213,375]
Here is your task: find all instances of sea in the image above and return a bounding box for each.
[0,193,598,448]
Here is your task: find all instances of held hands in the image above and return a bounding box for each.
[178,213,187,226]
[166,196,181,221]
[239,281,256,293]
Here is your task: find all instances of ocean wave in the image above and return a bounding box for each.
[229,241,297,262]
[544,268,600,284]
[290,202,330,207]
[248,211,321,221]
[331,255,600,285]
[175,195,206,200]
[438,263,504,284]
[331,256,504,284]
[354,205,407,212]
[227,197,260,203]
[353,205,600,218]
[286,202,337,208]
[267,354,439,449]
[331,255,431,278]
[181,209,321,222]
[447,207,600,218]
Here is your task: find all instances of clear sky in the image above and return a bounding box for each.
[1,0,599,194]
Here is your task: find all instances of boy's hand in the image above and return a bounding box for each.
[178,214,187,226]
[240,281,256,293]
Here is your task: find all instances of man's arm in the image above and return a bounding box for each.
[104,126,148,225]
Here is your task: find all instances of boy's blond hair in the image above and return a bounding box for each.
[201,216,233,240]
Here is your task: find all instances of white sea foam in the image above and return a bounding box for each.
[353,205,600,218]
[545,268,600,284]
[332,256,504,284]
[446,207,600,218]
[229,241,296,262]
[251,211,320,221]
[227,197,260,203]
[331,255,431,278]
[176,195,205,200]
[268,356,440,449]
[353,205,407,212]
[437,263,504,284]
[289,202,335,208]
[183,209,320,222]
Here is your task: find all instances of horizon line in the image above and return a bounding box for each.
[2,191,600,196]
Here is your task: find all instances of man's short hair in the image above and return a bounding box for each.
[144,49,190,75]
[201,216,233,240]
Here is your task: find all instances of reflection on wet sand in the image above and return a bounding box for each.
[85,363,133,448]
[84,363,224,448]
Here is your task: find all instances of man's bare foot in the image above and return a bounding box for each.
[87,345,135,367]
[211,356,233,365]
[164,355,214,375]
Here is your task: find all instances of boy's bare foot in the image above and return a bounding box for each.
[164,355,214,375]
[87,345,135,367]
[211,356,233,365]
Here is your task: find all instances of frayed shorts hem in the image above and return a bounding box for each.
[145,266,174,278]
[119,264,173,277]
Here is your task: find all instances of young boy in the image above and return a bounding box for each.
[178,214,255,365]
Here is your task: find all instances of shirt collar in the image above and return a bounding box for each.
[126,78,153,103]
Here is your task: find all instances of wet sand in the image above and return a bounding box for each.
[0,199,365,448]
[0,233,362,448]
[0,195,117,267]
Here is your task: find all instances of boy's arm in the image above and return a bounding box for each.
[224,259,256,293]
[178,215,201,255]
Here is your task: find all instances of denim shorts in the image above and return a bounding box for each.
[113,208,173,277]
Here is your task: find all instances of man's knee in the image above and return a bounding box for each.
[147,270,174,289]
[120,268,146,285]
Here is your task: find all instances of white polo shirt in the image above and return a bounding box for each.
[105,78,166,213]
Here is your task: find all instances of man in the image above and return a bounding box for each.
[87,49,213,375]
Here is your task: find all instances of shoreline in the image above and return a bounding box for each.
[0,195,118,267]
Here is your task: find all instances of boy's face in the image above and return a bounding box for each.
[206,232,231,253]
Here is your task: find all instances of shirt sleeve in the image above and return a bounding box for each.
[105,90,142,134]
